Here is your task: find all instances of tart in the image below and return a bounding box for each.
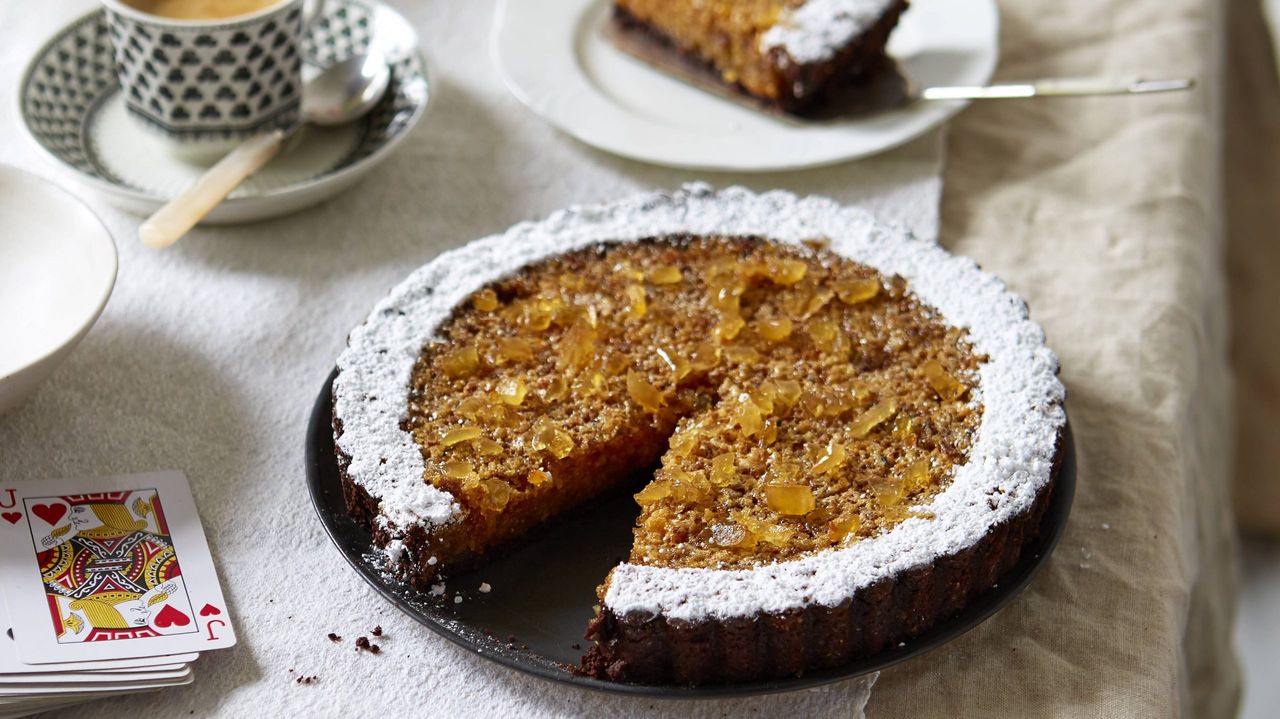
[612,0,909,115]
[332,185,1066,684]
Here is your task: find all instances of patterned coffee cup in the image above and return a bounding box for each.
[101,0,317,161]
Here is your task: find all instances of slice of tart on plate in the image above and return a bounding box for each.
[331,185,1065,684]
[610,0,909,115]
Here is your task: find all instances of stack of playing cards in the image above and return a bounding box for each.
[0,472,236,718]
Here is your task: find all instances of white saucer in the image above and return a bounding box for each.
[18,0,430,224]
[0,165,117,417]
[492,0,998,172]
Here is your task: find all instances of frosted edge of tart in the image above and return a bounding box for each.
[760,0,904,64]
[332,183,1066,620]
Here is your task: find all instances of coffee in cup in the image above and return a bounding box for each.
[120,0,283,21]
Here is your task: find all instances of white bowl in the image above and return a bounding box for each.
[0,166,117,417]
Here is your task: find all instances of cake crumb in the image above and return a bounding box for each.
[429,583,446,596]
[295,675,319,685]
[371,625,383,637]
[327,632,342,642]
[355,636,371,652]
[479,582,491,593]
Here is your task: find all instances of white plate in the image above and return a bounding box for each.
[17,0,430,225]
[0,166,117,417]
[492,0,999,172]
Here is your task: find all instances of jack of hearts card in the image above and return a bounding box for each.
[0,471,236,664]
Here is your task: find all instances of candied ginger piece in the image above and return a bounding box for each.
[806,318,844,354]
[492,337,534,364]
[851,399,898,438]
[655,345,690,381]
[455,396,488,421]
[531,416,574,458]
[480,480,512,511]
[892,415,916,440]
[811,440,847,475]
[761,419,778,446]
[471,437,503,456]
[715,313,745,341]
[442,460,475,481]
[756,316,793,342]
[557,322,597,372]
[835,278,881,305]
[494,377,527,406]
[710,452,736,486]
[626,371,665,413]
[624,284,647,321]
[668,468,712,503]
[768,379,803,408]
[649,265,683,284]
[766,258,807,285]
[687,341,722,372]
[904,458,933,494]
[472,288,499,312]
[523,298,558,331]
[828,515,861,542]
[668,428,699,458]
[635,480,673,504]
[709,522,746,547]
[923,360,968,401]
[441,426,482,447]
[765,484,815,515]
[732,392,765,437]
[723,344,762,364]
[799,288,834,319]
[439,347,480,378]
[876,480,906,507]
[542,376,568,402]
[527,469,552,487]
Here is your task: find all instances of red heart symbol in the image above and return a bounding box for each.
[31,503,66,526]
[1,512,20,525]
[199,603,221,617]
[154,604,191,629]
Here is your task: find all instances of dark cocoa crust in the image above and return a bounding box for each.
[580,430,1064,685]
[611,0,909,117]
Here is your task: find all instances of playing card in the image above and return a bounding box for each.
[0,665,192,695]
[0,471,236,664]
[0,665,192,686]
[0,601,198,675]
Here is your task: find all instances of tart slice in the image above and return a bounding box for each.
[332,185,1065,684]
[612,0,909,115]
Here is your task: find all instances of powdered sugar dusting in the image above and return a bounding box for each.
[760,0,901,65]
[334,184,1065,620]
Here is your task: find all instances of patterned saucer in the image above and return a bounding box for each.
[19,0,430,224]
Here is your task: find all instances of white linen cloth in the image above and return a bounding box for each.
[0,0,947,715]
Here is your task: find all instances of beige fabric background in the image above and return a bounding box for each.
[1227,0,1280,538]
[871,0,1241,716]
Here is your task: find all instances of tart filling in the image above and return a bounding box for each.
[333,185,1064,675]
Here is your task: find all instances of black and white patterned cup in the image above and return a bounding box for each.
[101,0,318,162]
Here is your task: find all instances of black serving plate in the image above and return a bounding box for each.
[307,368,1076,698]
